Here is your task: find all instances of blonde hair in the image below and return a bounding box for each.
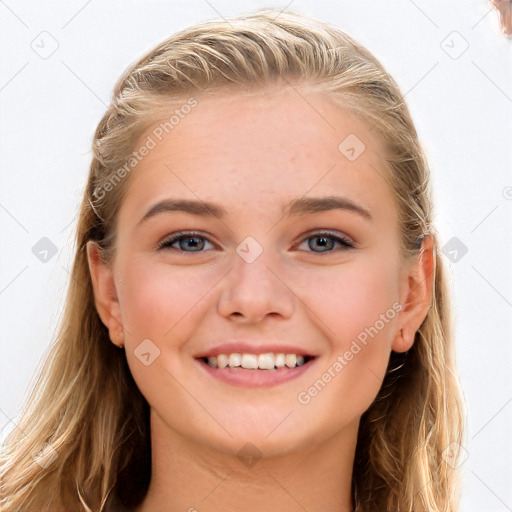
[0,8,466,511]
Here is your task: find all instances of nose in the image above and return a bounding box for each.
[217,248,295,324]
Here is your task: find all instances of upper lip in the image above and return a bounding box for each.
[194,341,317,359]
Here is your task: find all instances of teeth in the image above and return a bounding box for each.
[204,352,310,370]
[228,353,241,368]
[217,354,229,368]
[285,354,296,367]
[275,353,286,367]
[241,353,258,369]
[258,353,275,370]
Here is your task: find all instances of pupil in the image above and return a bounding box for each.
[182,237,202,251]
[311,236,333,252]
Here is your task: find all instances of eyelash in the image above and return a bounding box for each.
[156,230,355,254]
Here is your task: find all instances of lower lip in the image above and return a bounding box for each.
[195,357,317,387]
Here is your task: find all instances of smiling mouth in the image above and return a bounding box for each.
[199,353,316,370]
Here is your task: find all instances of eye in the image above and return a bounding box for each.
[157,231,215,252]
[157,230,355,254]
[297,230,355,253]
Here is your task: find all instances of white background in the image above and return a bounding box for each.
[1,1,511,510]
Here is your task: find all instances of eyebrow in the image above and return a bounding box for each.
[137,195,373,226]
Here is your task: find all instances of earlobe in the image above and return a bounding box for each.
[86,241,124,347]
[392,235,435,353]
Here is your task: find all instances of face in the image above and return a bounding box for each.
[91,83,420,458]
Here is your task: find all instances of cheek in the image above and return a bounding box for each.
[295,263,401,426]
[116,257,215,339]
[297,258,400,351]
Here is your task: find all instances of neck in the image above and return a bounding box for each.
[132,410,357,512]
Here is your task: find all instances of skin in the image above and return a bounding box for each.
[87,82,434,512]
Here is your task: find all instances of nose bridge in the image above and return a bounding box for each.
[217,235,294,321]
[235,238,275,286]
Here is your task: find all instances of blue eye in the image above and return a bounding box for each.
[157,230,354,253]
[297,231,354,253]
[157,231,214,252]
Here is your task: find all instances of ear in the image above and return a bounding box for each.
[86,241,125,348]
[392,234,435,353]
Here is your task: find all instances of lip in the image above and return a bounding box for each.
[194,341,317,359]
[195,355,318,388]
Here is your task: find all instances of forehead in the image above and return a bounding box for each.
[118,84,395,227]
